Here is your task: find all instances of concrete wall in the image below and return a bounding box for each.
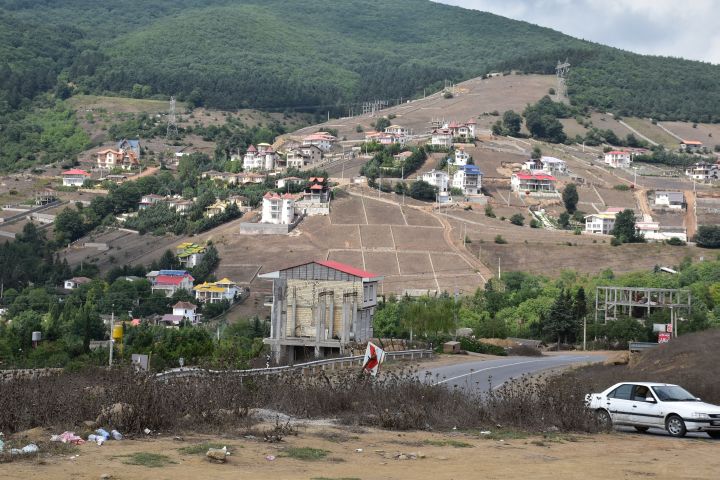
[239,215,303,235]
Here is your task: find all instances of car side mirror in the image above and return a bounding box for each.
[645,396,656,403]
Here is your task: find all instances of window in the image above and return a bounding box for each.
[608,384,633,400]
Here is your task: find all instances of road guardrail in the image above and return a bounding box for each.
[629,342,659,352]
[156,349,433,380]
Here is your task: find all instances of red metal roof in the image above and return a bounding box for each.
[682,140,703,145]
[63,169,90,176]
[316,260,379,279]
[515,173,556,181]
[156,274,192,285]
[607,151,629,155]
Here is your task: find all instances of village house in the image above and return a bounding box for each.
[61,169,91,187]
[166,197,194,216]
[285,145,324,169]
[539,156,567,174]
[193,278,239,304]
[260,260,382,362]
[261,192,297,224]
[585,211,617,235]
[242,144,279,171]
[384,124,411,136]
[236,172,266,185]
[176,242,206,268]
[296,177,330,215]
[420,169,449,194]
[202,170,239,185]
[685,162,719,182]
[104,174,129,184]
[452,164,483,195]
[277,176,305,190]
[139,194,164,210]
[449,148,470,166]
[161,301,199,326]
[146,270,195,297]
[63,276,92,290]
[393,151,413,166]
[445,119,477,141]
[173,301,199,324]
[510,172,558,195]
[654,191,684,210]
[604,150,632,168]
[302,132,336,151]
[96,139,141,170]
[430,128,453,148]
[635,222,688,243]
[680,139,703,152]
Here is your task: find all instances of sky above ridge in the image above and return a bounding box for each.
[436,0,720,64]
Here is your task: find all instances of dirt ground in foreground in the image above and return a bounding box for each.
[3,422,719,480]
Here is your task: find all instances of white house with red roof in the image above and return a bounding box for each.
[604,150,632,168]
[259,260,382,362]
[511,172,558,196]
[261,192,297,224]
[302,132,336,151]
[146,269,195,297]
[443,119,477,141]
[61,169,91,187]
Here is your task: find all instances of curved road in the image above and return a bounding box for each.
[421,354,605,392]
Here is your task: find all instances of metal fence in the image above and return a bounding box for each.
[155,349,434,380]
[629,342,659,352]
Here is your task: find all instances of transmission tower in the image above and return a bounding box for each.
[166,96,179,139]
[555,58,571,100]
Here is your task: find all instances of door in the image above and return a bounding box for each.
[606,383,634,424]
[628,386,664,427]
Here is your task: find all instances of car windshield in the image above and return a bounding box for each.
[652,385,698,402]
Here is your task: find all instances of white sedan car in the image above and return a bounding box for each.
[587,382,720,438]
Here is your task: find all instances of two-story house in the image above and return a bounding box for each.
[146,270,195,297]
[260,260,382,362]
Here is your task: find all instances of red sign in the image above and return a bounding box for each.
[666,323,673,333]
[658,332,671,343]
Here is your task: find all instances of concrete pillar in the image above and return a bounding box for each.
[351,301,358,341]
[314,305,321,358]
[328,295,335,339]
[290,288,296,337]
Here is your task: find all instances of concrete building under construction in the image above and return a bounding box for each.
[260,260,382,363]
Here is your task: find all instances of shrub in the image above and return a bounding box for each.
[610,237,622,246]
[443,91,453,99]
[509,213,524,226]
[529,219,540,228]
[665,237,686,246]
[459,337,507,356]
[613,184,630,191]
[494,235,507,244]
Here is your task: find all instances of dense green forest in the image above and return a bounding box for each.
[2,0,720,118]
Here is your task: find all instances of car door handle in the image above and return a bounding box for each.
[632,405,637,408]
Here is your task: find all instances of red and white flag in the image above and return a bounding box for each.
[362,342,386,376]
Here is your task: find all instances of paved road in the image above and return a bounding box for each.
[422,354,604,393]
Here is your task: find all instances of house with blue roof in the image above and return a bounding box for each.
[452,164,483,195]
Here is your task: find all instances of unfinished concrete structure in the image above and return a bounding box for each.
[595,286,692,337]
[260,260,382,363]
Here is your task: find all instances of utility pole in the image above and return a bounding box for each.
[583,315,587,351]
[497,257,501,279]
[108,307,114,367]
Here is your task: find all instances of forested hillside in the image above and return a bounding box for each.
[2,0,720,169]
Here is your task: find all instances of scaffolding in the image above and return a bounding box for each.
[595,286,691,338]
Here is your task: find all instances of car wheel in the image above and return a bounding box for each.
[665,415,687,437]
[707,432,720,439]
[595,409,613,431]
[634,426,649,433]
